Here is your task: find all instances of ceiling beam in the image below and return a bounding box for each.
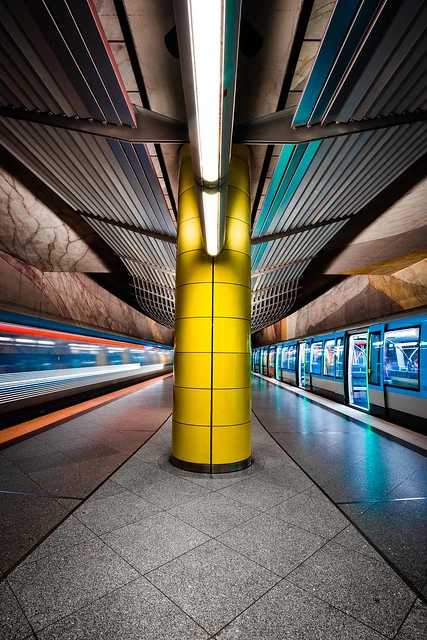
[251,256,313,277]
[0,104,188,143]
[78,210,177,244]
[2,106,425,146]
[251,218,351,245]
[235,109,427,145]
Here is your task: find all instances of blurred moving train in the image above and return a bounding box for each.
[0,310,173,427]
[252,309,426,434]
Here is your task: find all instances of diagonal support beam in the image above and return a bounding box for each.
[78,210,177,243]
[251,218,351,245]
[0,104,188,143]
[235,109,427,145]
[251,256,313,277]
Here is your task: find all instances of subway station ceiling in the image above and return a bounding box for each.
[0,0,426,332]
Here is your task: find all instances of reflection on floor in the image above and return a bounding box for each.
[0,382,425,638]
[252,374,427,599]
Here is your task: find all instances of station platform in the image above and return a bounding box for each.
[0,375,426,639]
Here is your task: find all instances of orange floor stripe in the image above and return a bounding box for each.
[0,372,173,448]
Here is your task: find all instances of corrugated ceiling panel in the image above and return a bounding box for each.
[132,275,175,330]
[85,219,176,271]
[252,222,347,273]
[251,279,300,333]
[0,119,176,234]
[0,0,135,125]
[293,0,427,127]
[255,123,427,240]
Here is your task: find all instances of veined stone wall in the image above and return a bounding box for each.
[0,251,173,346]
[252,259,427,347]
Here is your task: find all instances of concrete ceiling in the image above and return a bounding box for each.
[0,0,426,332]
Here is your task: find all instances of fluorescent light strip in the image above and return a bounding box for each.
[187,0,224,185]
[202,191,221,255]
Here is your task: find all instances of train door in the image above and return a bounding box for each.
[298,341,310,388]
[276,344,282,380]
[348,332,368,409]
[367,325,385,418]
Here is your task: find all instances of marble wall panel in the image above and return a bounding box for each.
[0,252,173,345]
[252,260,427,346]
[0,169,111,273]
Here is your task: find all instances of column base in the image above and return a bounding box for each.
[170,455,252,474]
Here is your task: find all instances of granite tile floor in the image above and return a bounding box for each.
[252,375,427,598]
[1,409,426,639]
[0,376,173,577]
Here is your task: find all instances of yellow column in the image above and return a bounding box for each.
[172,145,251,473]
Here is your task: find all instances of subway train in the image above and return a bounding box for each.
[0,310,173,427]
[252,308,427,434]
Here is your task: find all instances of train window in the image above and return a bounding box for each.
[281,345,289,370]
[323,340,335,377]
[384,327,420,391]
[276,344,282,378]
[287,344,297,371]
[335,338,344,378]
[310,342,323,374]
[368,332,381,385]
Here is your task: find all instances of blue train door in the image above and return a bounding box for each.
[298,341,310,388]
[348,332,368,409]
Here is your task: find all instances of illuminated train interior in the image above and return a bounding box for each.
[252,309,427,435]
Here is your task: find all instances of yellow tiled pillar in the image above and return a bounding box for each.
[172,145,251,472]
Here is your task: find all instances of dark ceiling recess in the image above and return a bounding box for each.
[164,26,180,59]
[238,16,264,59]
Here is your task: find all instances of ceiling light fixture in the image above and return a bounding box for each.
[174,0,241,256]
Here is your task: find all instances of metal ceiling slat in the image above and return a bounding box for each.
[133,144,176,234]
[365,41,427,117]
[63,131,136,222]
[306,130,394,224]
[66,0,136,127]
[275,139,336,231]
[85,220,176,271]
[118,142,168,230]
[3,0,91,117]
[23,0,105,120]
[321,126,426,222]
[395,72,427,114]
[0,61,27,107]
[108,140,169,233]
[17,124,110,219]
[292,0,360,127]
[336,126,427,222]
[0,119,94,211]
[44,0,121,125]
[252,223,346,274]
[0,121,82,210]
[0,50,40,110]
[92,136,154,228]
[45,127,122,220]
[254,144,298,236]
[304,132,383,224]
[352,5,427,120]
[72,131,161,228]
[0,28,54,111]
[324,0,425,123]
[308,0,383,126]
[286,137,355,227]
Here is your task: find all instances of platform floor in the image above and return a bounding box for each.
[1,375,426,639]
